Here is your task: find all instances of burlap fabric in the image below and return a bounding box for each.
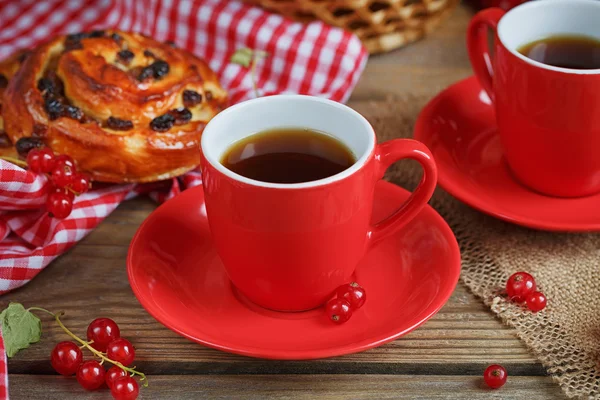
[351,98,600,400]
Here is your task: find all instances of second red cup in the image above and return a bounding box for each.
[468,0,600,197]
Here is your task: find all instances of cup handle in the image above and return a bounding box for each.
[467,8,505,102]
[366,139,437,247]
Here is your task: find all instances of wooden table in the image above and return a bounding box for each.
[5,4,567,399]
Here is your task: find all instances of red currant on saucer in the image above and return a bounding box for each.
[76,360,106,390]
[336,282,366,309]
[506,272,536,303]
[483,364,507,389]
[326,298,352,324]
[526,291,547,312]
[50,341,83,376]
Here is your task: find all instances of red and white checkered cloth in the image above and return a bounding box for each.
[0,0,368,397]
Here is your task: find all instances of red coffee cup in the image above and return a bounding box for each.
[200,95,437,311]
[468,0,600,197]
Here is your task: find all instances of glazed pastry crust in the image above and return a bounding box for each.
[0,50,26,158]
[2,31,227,182]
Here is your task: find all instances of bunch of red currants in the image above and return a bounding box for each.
[26,147,90,218]
[325,282,367,324]
[50,318,140,400]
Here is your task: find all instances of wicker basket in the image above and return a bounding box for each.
[243,0,460,54]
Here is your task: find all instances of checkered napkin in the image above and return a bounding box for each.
[0,0,367,396]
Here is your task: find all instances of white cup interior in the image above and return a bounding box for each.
[201,95,376,189]
[498,0,600,74]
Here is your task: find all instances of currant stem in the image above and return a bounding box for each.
[0,156,27,168]
[27,307,149,387]
[250,50,268,98]
[251,58,258,98]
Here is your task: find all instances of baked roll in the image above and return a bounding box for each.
[0,50,28,158]
[3,30,227,183]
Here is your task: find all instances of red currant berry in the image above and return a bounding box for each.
[506,272,536,303]
[336,282,366,309]
[325,298,352,324]
[111,376,139,400]
[106,338,135,366]
[105,366,128,390]
[53,154,75,169]
[50,341,83,376]
[87,318,121,352]
[51,164,76,188]
[71,173,91,194]
[77,360,105,390]
[483,364,507,389]
[50,186,74,200]
[526,291,547,312]
[46,189,73,219]
[36,147,55,173]
[26,149,43,173]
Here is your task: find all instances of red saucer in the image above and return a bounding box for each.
[127,181,461,360]
[414,76,600,232]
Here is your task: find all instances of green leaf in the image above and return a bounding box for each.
[230,47,254,67]
[0,303,42,357]
[230,47,271,98]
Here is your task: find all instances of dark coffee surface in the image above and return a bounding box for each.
[518,35,600,69]
[221,128,355,184]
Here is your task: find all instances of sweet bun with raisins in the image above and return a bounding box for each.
[2,30,227,183]
[0,50,30,158]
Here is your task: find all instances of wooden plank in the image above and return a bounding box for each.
[8,375,565,400]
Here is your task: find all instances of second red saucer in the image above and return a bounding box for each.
[414,76,600,232]
[127,181,461,360]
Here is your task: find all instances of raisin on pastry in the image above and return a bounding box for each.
[2,30,227,183]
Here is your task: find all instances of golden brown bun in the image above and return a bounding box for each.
[3,31,227,183]
[0,50,28,158]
